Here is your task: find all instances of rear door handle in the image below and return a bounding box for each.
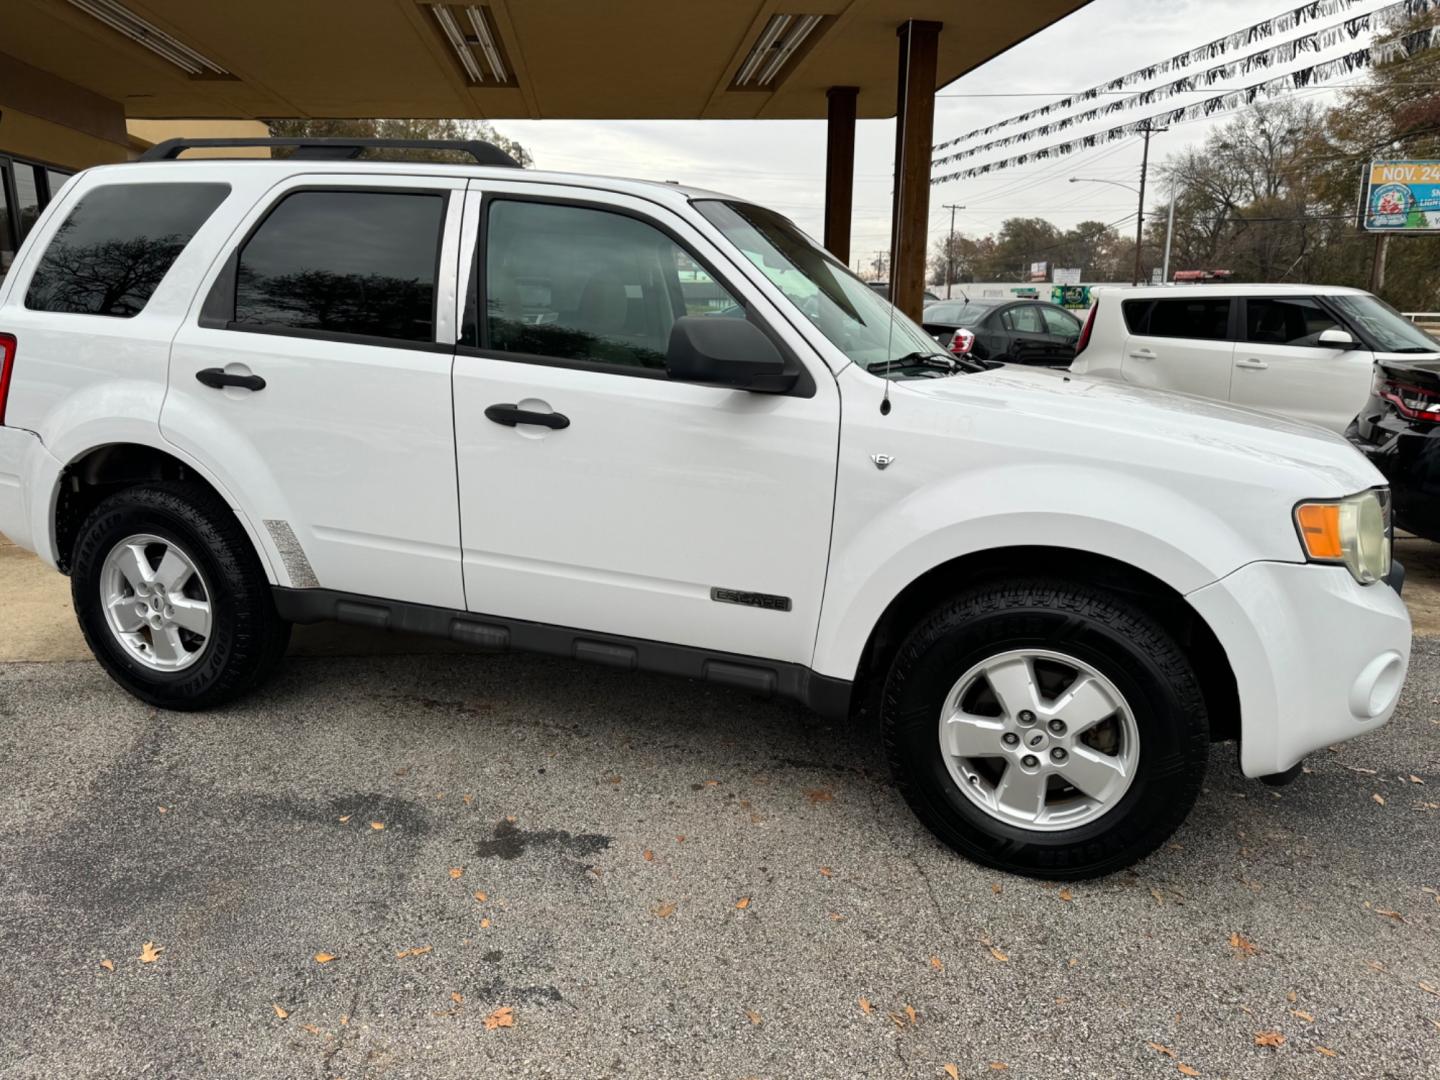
[1127,350,1155,360]
[1235,358,1269,370]
[196,367,266,391]
[484,403,570,429]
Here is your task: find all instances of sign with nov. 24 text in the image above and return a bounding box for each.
[1362,161,1440,232]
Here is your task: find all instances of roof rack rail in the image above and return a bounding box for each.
[138,137,523,167]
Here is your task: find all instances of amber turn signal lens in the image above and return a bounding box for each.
[1295,503,1343,561]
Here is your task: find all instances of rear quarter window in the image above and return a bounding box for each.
[24,183,229,318]
[1127,297,1231,341]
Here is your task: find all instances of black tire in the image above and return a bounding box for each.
[881,578,1208,879]
[70,481,290,710]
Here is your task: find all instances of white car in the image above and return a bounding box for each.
[0,138,1412,878]
[1070,283,1439,432]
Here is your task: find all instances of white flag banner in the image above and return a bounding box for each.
[932,0,1438,158]
[931,25,1439,185]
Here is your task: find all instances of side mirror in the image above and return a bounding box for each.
[1318,328,1356,349]
[666,315,796,393]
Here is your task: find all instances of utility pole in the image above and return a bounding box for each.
[1134,121,1167,286]
[1161,181,1177,285]
[942,203,965,298]
[1370,233,1390,294]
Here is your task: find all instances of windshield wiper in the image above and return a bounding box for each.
[868,351,961,376]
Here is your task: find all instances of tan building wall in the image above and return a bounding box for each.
[126,119,272,160]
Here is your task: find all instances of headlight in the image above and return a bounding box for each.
[1294,488,1392,585]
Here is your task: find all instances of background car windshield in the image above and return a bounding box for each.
[1328,294,1438,353]
[926,301,994,325]
[696,200,940,370]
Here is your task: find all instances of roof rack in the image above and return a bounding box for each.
[138,137,523,168]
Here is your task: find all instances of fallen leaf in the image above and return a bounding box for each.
[340,1015,349,1026]
[1228,932,1258,957]
[944,1066,960,1080]
[607,775,622,785]
[1344,765,1378,775]
[655,902,676,919]
[462,795,474,806]
[1365,960,1386,972]
[744,1008,763,1026]
[642,849,655,862]
[473,890,487,902]
[1372,793,1386,806]
[889,1012,907,1029]
[98,959,114,972]
[704,779,720,786]
[1418,980,1440,997]
[338,815,351,823]
[1151,888,1165,906]
[989,1064,1008,1072]
[675,834,686,842]
[138,941,163,964]
[1373,908,1404,922]
[989,946,1009,963]
[1286,991,1297,1003]
[395,945,433,959]
[1059,888,1074,902]
[1178,1066,1200,1077]
[505,814,517,823]
[858,996,874,1014]
[370,821,385,830]
[1148,1042,1176,1057]
[992,882,1003,895]
[819,866,833,878]
[829,912,846,921]
[314,952,337,964]
[804,788,833,803]
[1255,1030,1285,1048]
[1291,1009,1315,1022]
[449,867,463,879]
[1316,1046,1337,1057]
[905,1004,919,1026]
[480,918,491,929]
[1410,775,1424,784]
[735,897,750,910]
[483,1005,515,1030]
[157,805,168,814]
[450,991,463,1004]
[272,1004,289,1019]
[929,955,943,971]
[302,1023,322,1035]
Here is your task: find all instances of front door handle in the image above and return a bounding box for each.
[196,367,266,391]
[1127,349,1155,360]
[484,403,570,429]
[1235,358,1269,370]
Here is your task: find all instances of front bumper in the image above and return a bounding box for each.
[1347,415,1440,542]
[1187,560,1411,777]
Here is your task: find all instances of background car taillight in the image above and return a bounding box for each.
[0,334,16,427]
[948,327,975,356]
[1376,373,1440,423]
[1073,303,1097,358]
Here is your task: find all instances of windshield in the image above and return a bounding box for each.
[1330,294,1438,354]
[695,200,944,372]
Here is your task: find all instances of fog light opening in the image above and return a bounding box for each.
[1349,652,1404,720]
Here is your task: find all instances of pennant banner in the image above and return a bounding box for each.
[930,27,1438,185]
[932,0,1437,153]
[932,2,1411,169]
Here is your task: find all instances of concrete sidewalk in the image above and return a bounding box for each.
[5,533,1439,663]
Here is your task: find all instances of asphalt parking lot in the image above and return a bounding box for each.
[2,586,1439,1078]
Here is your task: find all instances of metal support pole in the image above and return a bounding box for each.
[1161,181,1176,285]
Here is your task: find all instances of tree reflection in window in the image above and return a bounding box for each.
[26,183,229,317]
[233,191,444,343]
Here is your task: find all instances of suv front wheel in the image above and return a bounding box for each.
[70,481,290,709]
[882,578,1209,878]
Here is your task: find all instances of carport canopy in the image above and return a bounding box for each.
[5,0,1090,315]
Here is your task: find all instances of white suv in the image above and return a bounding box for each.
[1070,283,1439,433]
[0,139,1413,878]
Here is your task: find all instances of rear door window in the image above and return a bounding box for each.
[25,182,229,317]
[1005,305,1045,334]
[1243,297,1343,347]
[1041,306,1080,337]
[233,190,446,343]
[1135,298,1232,341]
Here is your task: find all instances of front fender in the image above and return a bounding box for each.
[811,462,1289,681]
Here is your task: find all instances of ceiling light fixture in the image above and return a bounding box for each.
[465,6,508,84]
[431,4,485,83]
[734,14,792,86]
[756,14,822,86]
[66,0,229,77]
[427,4,511,85]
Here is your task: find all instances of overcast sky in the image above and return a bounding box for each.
[495,0,1397,270]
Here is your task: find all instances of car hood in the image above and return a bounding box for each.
[900,364,1382,492]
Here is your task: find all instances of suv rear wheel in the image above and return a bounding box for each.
[70,481,290,709]
[881,578,1208,878]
